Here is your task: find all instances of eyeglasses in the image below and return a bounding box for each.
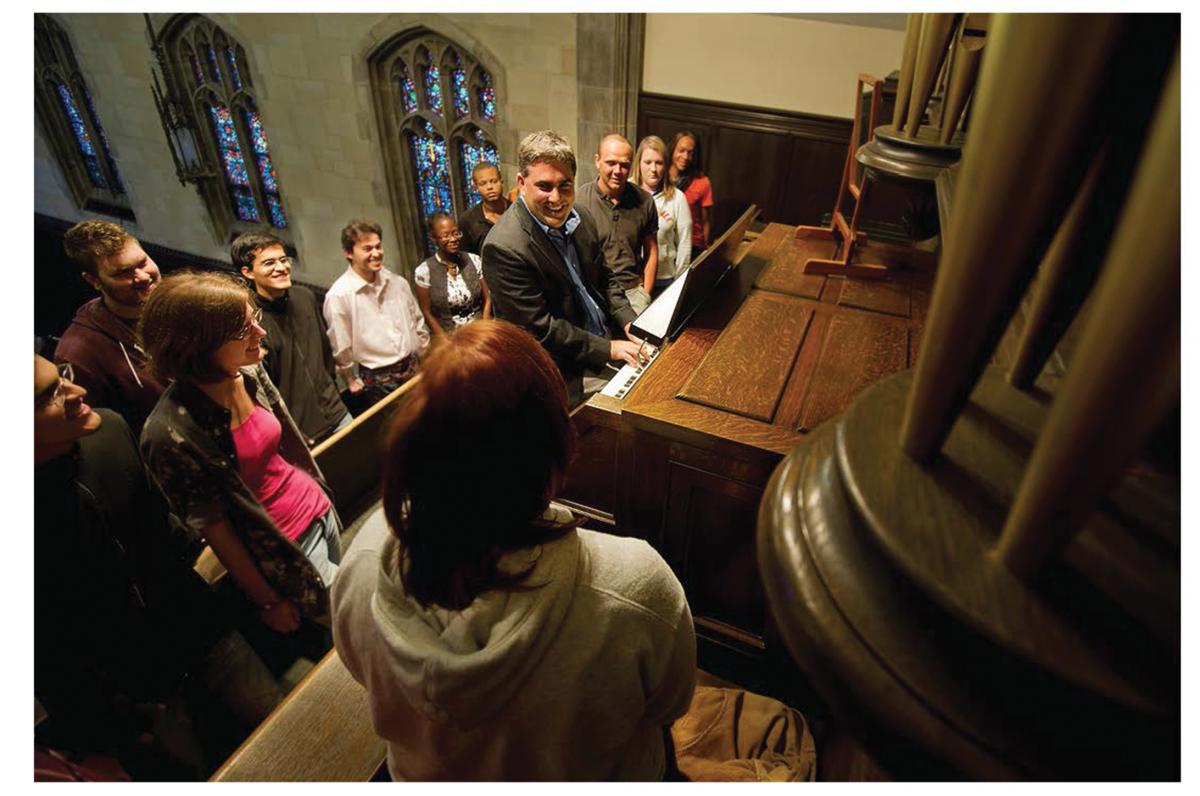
[36,362,74,410]
[234,307,265,340]
[258,255,291,270]
[436,230,464,241]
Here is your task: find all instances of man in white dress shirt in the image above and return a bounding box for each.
[323,219,430,413]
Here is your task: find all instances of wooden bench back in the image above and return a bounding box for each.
[210,649,386,781]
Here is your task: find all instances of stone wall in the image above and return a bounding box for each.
[36,13,579,286]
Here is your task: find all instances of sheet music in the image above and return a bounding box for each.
[630,269,687,344]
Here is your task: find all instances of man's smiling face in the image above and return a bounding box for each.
[518,160,575,228]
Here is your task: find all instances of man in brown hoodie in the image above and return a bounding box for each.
[55,221,165,435]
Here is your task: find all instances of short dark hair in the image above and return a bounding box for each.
[517,130,576,178]
[340,219,383,253]
[426,211,453,237]
[471,160,500,181]
[139,271,253,384]
[668,130,704,176]
[230,232,285,272]
[382,320,578,610]
[63,220,133,276]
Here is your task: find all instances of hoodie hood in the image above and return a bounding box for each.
[67,297,139,347]
[368,507,580,726]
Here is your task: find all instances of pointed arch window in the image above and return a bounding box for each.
[35,14,133,220]
[153,15,291,243]
[370,30,503,257]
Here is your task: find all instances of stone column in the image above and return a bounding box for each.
[575,13,645,184]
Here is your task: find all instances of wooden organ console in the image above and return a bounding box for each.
[565,11,1180,780]
[560,208,937,694]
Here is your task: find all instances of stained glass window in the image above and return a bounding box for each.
[54,82,107,189]
[189,52,205,86]
[399,64,418,114]
[36,15,131,217]
[372,34,501,258]
[452,68,470,119]
[266,195,286,230]
[478,72,496,122]
[459,136,500,207]
[205,44,223,84]
[242,103,286,228]
[407,120,452,250]
[81,85,125,194]
[226,47,243,91]
[160,16,293,238]
[207,102,259,222]
[422,62,443,114]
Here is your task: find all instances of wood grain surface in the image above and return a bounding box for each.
[678,292,812,422]
[837,370,1167,713]
[799,314,910,433]
[211,649,384,781]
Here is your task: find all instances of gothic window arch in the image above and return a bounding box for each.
[34,14,133,221]
[156,15,290,243]
[370,30,502,257]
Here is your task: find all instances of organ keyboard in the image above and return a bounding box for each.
[599,343,660,399]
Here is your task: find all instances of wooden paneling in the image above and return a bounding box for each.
[754,235,834,298]
[560,395,626,527]
[637,90,910,235]
[639,93,852,230]
[798,314,911,433]
[838,278,912,318]
[662,461,767,640]
[679,292,811,422]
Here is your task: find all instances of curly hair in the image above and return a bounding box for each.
[340,218,383,254]
[62,220,133,275]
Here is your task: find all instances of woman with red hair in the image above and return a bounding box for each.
[331,320,696,780]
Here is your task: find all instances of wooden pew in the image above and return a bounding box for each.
[193,378,420,584]
[210,647,386,781]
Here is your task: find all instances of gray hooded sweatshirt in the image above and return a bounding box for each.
[331,506,696,781]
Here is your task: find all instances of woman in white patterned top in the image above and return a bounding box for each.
[413,213,492,346]
[632,135,693,295]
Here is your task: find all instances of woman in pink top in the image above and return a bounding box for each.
[141,272,341,636]
[668,131,714,255]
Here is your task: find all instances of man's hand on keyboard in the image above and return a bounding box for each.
[624,322,644,347]
[610,339,645,368]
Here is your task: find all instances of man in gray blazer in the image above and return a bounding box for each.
[481,130,646,406]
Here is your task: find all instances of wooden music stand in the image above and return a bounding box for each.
[797,73,891,279]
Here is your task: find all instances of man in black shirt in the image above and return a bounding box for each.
[232,233,352,445]
[458,161,511,255]
[575,133,659,316]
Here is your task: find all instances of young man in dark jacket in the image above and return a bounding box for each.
[232,232,351,445]
[55,221,165,435]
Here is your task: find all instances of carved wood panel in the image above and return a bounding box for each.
[678,292,812,422]
[798,314,912,433]
[661,460,768,641]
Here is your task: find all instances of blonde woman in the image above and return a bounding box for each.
[632,135,693,295]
